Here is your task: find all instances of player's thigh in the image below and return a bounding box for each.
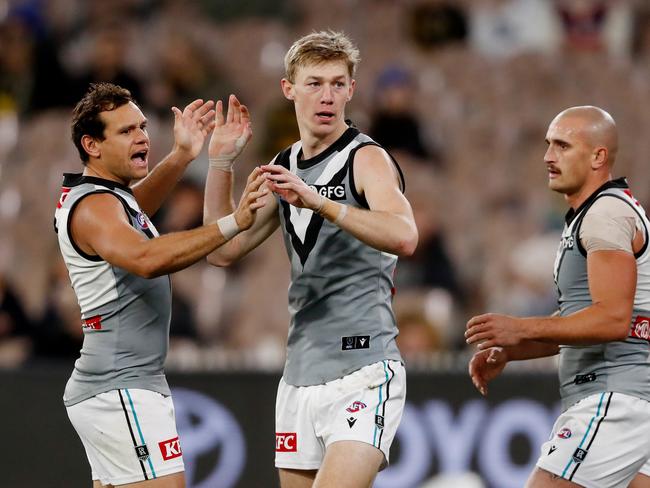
[525,467,586,488]
[629,473,650,488]
[278,468,317,488]
[119,472,185,487]
[313,440,384,488]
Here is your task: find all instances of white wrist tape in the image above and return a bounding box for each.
[216,214,240,240]
[334,203,347,225]
[209,135,249,172]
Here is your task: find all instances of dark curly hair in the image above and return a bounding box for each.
[71,83,136,164]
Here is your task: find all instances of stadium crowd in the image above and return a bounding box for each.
[1,0,650,370]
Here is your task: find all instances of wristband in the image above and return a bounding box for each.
[216,213,240,240]
[334,203,347,225]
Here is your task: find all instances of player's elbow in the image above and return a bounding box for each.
[395,227,418,257]
[608,307,633,341]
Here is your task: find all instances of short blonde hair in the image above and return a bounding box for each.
[284,30,360,83]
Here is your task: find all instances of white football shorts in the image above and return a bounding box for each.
[66,388,185,486]
[536,392,650,488]
[275,360,406,470]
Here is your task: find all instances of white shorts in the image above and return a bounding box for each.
[536,392,650,488]
[66,388,185,486]
[275,360,406,471]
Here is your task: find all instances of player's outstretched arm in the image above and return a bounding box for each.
[204,95,279,266]
[71,173,267,278]
[465,250,635,348]
[261,145,418,257]
[132,99,216,216]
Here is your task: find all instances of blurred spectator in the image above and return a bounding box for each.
[368,66,440,163]
[468,0,561,59]
[0,273,32,367]
[0,10,75,116]
[408,1,468,50]
[71,22,144,104]
[30,256,82,360]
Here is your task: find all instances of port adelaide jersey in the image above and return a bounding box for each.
[54,173,172,406]
[273,127,404,386]
[554,178,650,410]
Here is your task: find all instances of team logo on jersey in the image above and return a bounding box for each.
[308,184,346,200]
[346,401,367,413]
[342,336,370,351]
[136,212,149,229]
[134,444,150,462]
[572,448,588,463]
[631,316,650,341]
[276,433,297,452]
[556,428,572,439]
[159,436,182,461]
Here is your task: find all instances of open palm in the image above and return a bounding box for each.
[172,99,216,160]
[209,94,252,160]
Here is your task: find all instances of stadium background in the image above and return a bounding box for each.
[0,0,648,486]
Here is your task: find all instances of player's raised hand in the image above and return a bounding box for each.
[208,94,252,170]
[233,167,268,230]
[260,164,322,210]
[468,347,508,396]
[171,99,216,161]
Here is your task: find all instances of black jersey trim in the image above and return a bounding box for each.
[118,389,149,481]
[296,127,360,169]
[62,172,134,194]
[348,143,406,209]
[280,161,349,266]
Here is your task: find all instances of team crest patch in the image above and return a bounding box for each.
[375,415,384,430]
[346,401,367,413]
[135,444,150,462]
[557,428,572,439]
[136,212,149,229]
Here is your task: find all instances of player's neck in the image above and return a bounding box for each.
[566,174,612,210]
[299,123,348,160]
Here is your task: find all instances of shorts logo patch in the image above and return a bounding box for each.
[135,444,150,462]
[573,448,588,463]
[346,401,367,413]
[375,415,384,430]
[276,433,297,452]
[548,445,557,455]
[347,417,357,428]
[342,336,370,351]
[557,428,572,439]
[159,436,182,461]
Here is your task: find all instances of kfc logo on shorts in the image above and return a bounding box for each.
[557,428,572,439]
[276,432,297,452]
[346,401,367,413]
[82,315,102,330]
[158,437,182,461]
[630,316,650,341]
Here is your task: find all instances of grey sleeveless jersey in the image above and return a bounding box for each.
[554,178,650,410]
[54,173,172,406]
[273,127,404,386]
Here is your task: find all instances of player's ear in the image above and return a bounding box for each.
[347,79,356,102]
[281,78,294,100]
[81,135,101,160]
